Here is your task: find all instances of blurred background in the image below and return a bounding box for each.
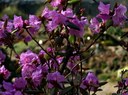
[0,0,127,18]
[0,0,128,94]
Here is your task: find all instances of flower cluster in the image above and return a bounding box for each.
[90,2,127,33]
[80,72,99,92]
[42,7,88,37]
[0,0,127,95]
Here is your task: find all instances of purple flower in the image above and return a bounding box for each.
[2,14,9,21]
[67,56,80,73]
[122,92,128,95]
[97,14,110,22]
[0,20,13,45]
[21,64,36,78]
[46,11,67,32]
[0,91,13,95]
[13,77,27,90]
[3,81,13,91]
[80,72,99,91]
[97,2,111,22]
[47,71,66,88]
[46,21,58,32]
[68,17,88,37]
[124,78,128,86]
[50,0,62,7]
[0,50,6,64]
[28,15,41,34]
[57,57,63,64]
[48,57,63,70]
[13,15,23,29]
[6,21,14,33]
[2,81,23,95]
[0,65,11,79]
[89,17,100,33]
[0,21,4,29]
[42,8,67,32]
[19,50,40,65]
[14,91,22,95]
[0,20,13,33]
[61,8,75,18]
[39,50,45,57]
[112,4,127,26]
[41,7,51,18]
[98,2,110,15]
[31,66,43,87]
[67,62,79,73]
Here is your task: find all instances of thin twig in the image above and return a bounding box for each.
[25,28,59,66]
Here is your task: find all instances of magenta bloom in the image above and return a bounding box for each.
[0,21,13,38]
[48,57,63,70]
[112,4,127,26]
[0,50,6,64]
[42,8,67,32]
[61,8,75,18]
[13,77,27,90]
[98,2,110,15]
[14,91,23,95]
[6,21,14,33]
[122,92,128,95]
[47,71,66,88]
[3,81,13,91]
[124,78,128,86]
[68,17,88,37]
[80,72,99,91]
[19,50,40,65]
[97,2,110,22]
[89,17,100,33]
[2,81,23,95]
[31,66,43,87]
[41,7,51,18]
[13,15,23,29]
[2,14,9,21]
[50,0,62,7]
[46,11,67,31]
[21,64,36,78]
[28,15,41,34]
[0,65,11,79]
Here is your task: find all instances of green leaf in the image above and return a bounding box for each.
[111,93,118,95]
[24,90,43,94]
[105,19,113,29]
[51,88,58,95]
[16,66,22,73]
[68,0,80,4]
[66,21,80,31]
[80,88,89,95]
[11,29,18,34]
[99,81,108,87]
[60,86,73,95]
[107,26,116,34]
[68,35,75,44]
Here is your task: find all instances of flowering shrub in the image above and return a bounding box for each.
[0,0,128,95]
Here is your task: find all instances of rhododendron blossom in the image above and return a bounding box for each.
[47,71,66,88]
[50,0,62,7]
[0,65,11,79]
[28,15,41,34]
[13,15,23,29]
[112,4,127,26]
[19,50,40,65]
[80,72,99,91]
[0,1,127,95]
[90,17,100,33]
